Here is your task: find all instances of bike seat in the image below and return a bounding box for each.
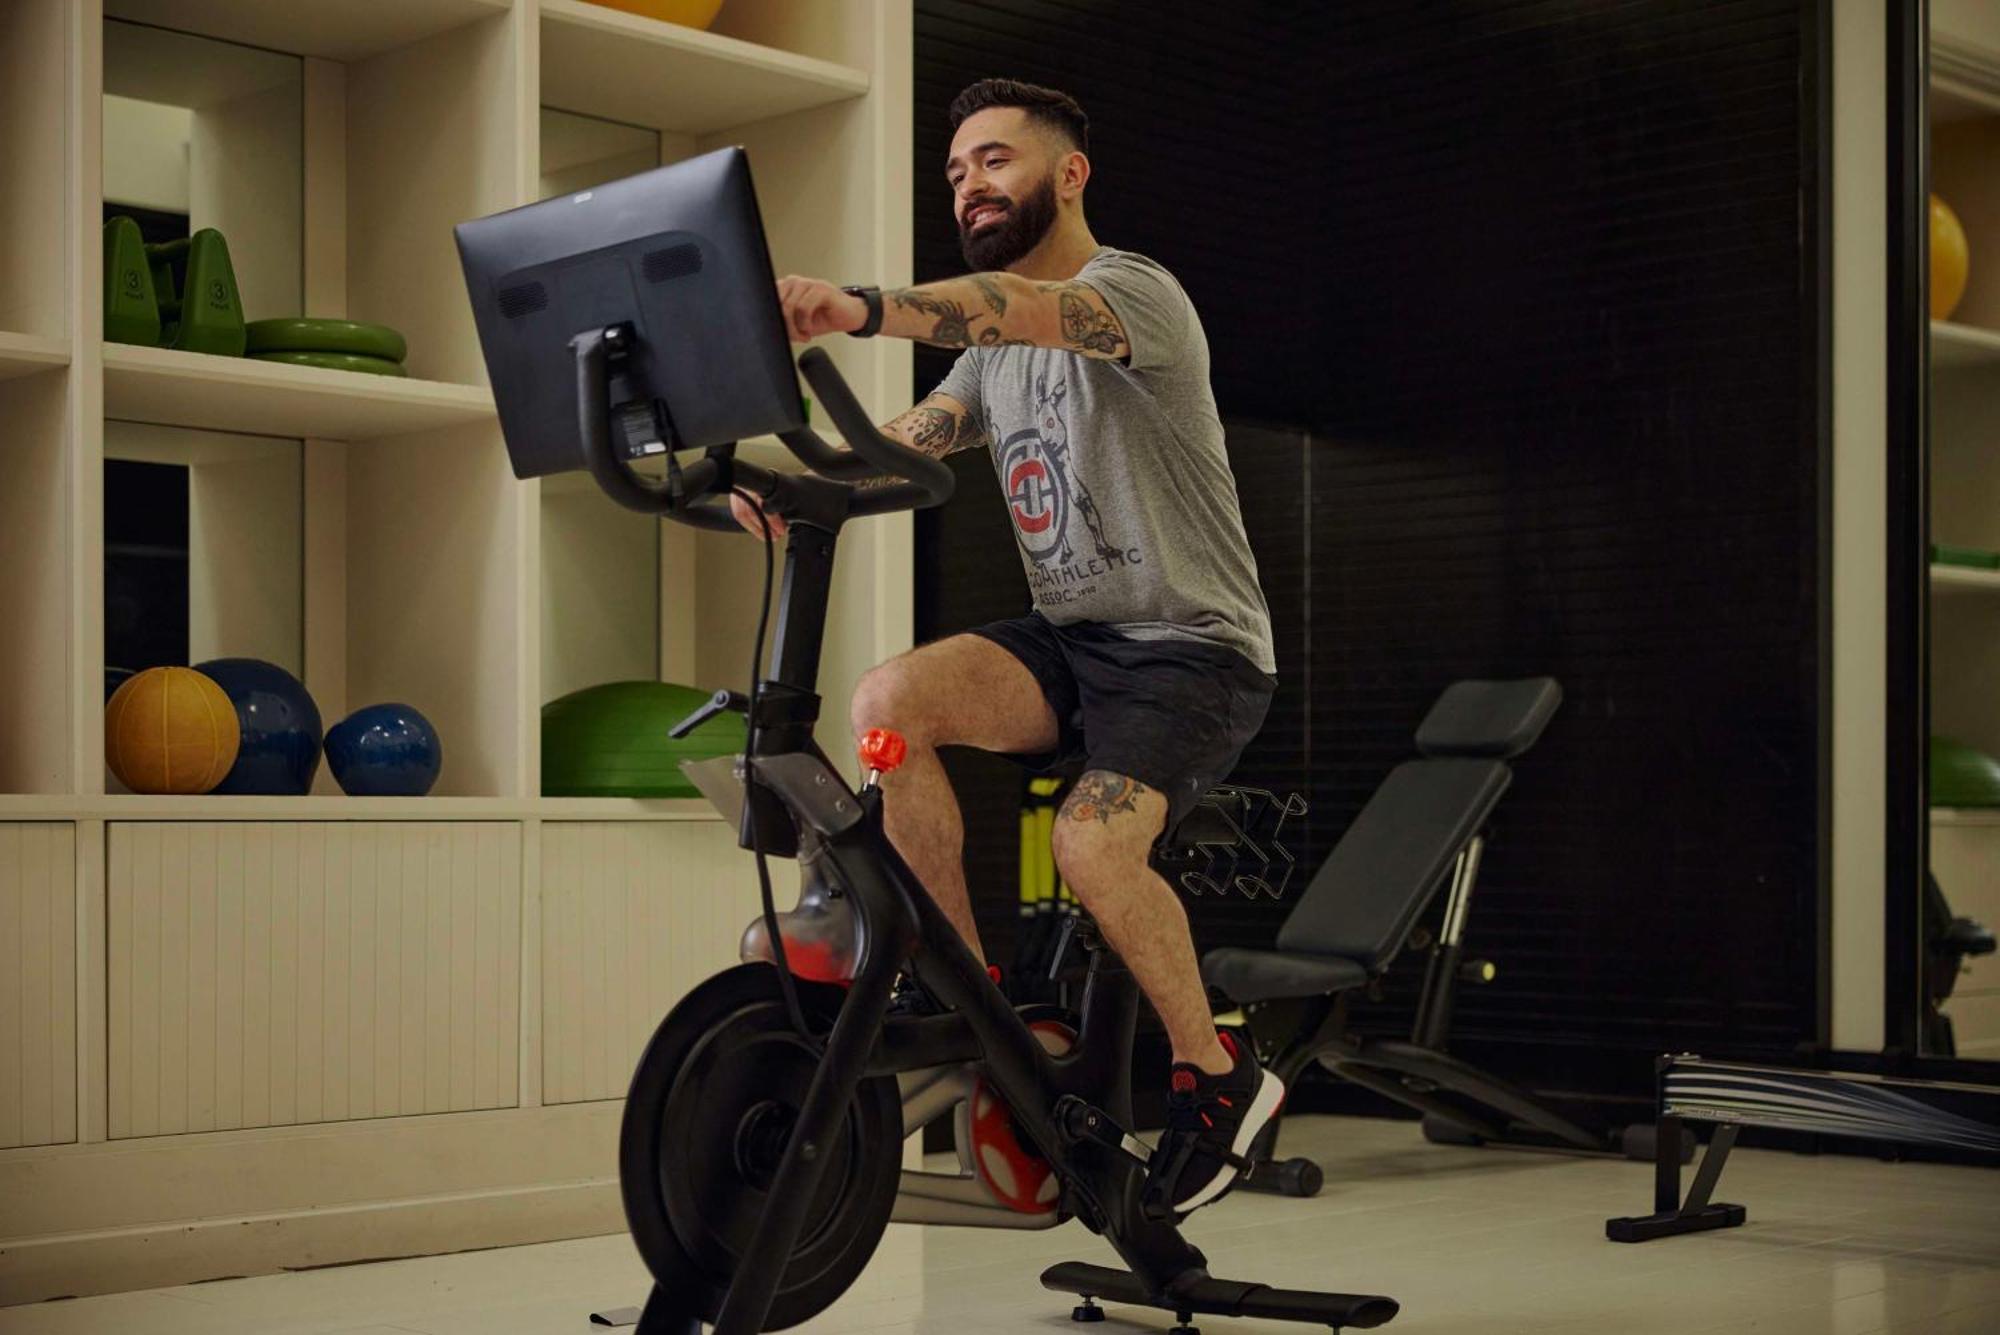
[1201,947,1370,1004]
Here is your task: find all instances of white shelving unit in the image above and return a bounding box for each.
[1926,2,2000,1058]
[0,0,913,1304]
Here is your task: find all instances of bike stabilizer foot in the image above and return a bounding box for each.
[1041,1261,1399,1330]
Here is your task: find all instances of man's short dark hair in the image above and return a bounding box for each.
[949,79,1089,157]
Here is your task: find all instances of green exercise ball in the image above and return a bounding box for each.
[542,681,744,799]
[1930,736,2000,808]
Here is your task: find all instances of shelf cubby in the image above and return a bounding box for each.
[1,1,70,342]
[0,366,73,795]
[539,0,868,138]
[528,100,812,729]
[103,0,509,64]
[1931,70,2000,337]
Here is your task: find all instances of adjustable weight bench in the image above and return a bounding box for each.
[1201,678,1679,1197]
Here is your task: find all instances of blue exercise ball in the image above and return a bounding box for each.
[326,703,442,797]
[194,657,323,795]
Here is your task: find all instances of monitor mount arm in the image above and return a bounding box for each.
[570,323,953,531]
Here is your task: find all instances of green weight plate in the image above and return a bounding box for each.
[250,350,408,377]
[245,318,408,362]
[1931,544,2000,570]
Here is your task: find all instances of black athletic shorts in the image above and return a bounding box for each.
[968,613,1277,837]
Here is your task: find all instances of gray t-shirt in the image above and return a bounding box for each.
[935,247,1276,674]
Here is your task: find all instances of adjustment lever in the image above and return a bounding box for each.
[669,688,750,739]
[1045,914,1102,982]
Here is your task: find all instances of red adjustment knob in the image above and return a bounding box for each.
[859,728,908,775]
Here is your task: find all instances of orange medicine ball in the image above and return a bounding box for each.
[1932,193,1971,322]
[106,666,242,794]
[576,0,723,27]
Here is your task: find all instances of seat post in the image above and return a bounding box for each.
[1412,835,1485,1050]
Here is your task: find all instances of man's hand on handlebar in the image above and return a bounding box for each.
[777,275,867,342]
[730,491,788,540]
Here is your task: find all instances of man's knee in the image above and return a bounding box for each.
[851,656,941,742]
[1051,772,1167,891]
[1051,818,1149,895]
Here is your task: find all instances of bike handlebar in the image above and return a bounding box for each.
[791,347,956,505]
[573,328,955,526]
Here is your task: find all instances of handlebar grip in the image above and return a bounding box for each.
[795,347,954,505]
[848,481,944,517]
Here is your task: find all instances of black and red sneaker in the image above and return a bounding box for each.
[1146,1031,1284,1215]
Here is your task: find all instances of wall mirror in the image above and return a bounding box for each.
[103,19,303,321]
[104,422,304,702]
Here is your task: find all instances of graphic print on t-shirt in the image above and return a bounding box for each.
[996,372,1143,607]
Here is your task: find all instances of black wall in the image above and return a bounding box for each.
[912,0,1825,1102]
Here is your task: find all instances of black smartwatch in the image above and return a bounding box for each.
[841,285,883,338]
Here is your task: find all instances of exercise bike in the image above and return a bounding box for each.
[591,346,1398,1333]
[459,146,1397,1334]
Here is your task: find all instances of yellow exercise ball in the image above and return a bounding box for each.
[106,666,241,794]
[1932,193,1971,322]
[580,0,724,28]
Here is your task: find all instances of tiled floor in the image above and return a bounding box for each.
[6,1115,1997,1335]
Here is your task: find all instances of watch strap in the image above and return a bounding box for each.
[842,285,883,338]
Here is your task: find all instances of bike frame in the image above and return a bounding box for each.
[689,509,1202,1331]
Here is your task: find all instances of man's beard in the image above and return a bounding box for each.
[958,173,1059,272]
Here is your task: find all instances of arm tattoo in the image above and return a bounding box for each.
[1061,772,1150,825]
[882,399,989,460]
[970,273,1010,317]
[907,406,956,455]
[881,275,1125,357]
[887,288,975,348]
[952,410,992,453]
[1058,292,1125,355]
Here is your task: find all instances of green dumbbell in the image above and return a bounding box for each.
[145,230,246,356]
[151,253,180,343]
[104,216,161,347]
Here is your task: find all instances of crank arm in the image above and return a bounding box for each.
[1054,1094,1153,1166]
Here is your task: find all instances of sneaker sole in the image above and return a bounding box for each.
[1173,1067,1287,1213]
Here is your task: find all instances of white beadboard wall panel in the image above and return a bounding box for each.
[107,823,522,1138]
[0,823,77,1149]
[540,820,774,1105]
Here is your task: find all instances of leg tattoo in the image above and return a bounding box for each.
[1063,771,1149,825]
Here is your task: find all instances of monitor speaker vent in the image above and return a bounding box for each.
[497,280,548,319]
[642,244,702,284]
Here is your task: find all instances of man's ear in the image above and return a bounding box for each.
[1059,149,1091,199]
